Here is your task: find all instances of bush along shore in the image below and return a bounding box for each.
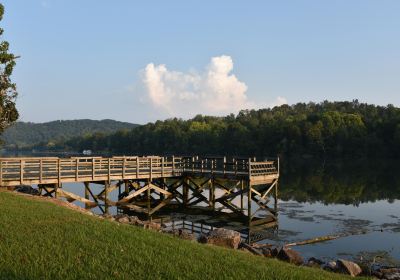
[0,187,384,279]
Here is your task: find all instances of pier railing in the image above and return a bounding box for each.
[0,156,279,186]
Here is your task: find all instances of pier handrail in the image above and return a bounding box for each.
[0,156,279,186]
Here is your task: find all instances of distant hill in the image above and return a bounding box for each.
[1,119,139,149]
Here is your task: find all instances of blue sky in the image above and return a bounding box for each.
[2,0,400,123]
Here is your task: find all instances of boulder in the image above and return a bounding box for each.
[371,270,384,279]
[308,257,324,265]
[384,272,400,280]
[323,261,338,272]
[337,259,362,277]
[176,229,196,241]
[15,185,39,195]
[142,221,161,231]
[379,268,400,280]
[277,247,304,265]
[261,247,273,258]
[206,228,241,249]
[271,247,280,257]
[128,216,140,224]
[307,257,324,268]
[115,215,130,224]
[177,229,196,241]
[197,234,208,244]
[133,219,144,226]
[164,229,196,241]
[101,213,115,221]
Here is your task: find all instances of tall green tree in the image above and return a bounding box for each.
[0,3,18,133]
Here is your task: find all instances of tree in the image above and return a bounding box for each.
[0,3,18,133]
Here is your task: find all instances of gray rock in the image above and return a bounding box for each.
[206,228,241,249]
[15,185,39,195]
[198,234,208,244]
[166,229,196,241]
[380,268,400,280]
[101,213,115,221]
[177,229,196,241]
[142,221,161,231]
[337,259,362,277]
[308,257,324,265]
[385,273,400,280]
[128,216,139,224]
[115,215,130,224]
[277,247,304,265]
[307,257,324,268]
[271,247,280,257]
[261,247,273,258]
[371,270,384,279]
[323,261,337,272]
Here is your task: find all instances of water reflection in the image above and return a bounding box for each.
[279,159,400,205]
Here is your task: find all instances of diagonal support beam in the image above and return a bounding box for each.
[118,185,150,203]
[184,181,210,206]
[149,195,176,215]
[215,187,246,202]
[261,180,278,200]
[219,200,243,214]
[56,188,97,207]
[148,183,172,196]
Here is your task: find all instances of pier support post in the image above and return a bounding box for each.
[147,179,151,219]
[240,179,244,211]
[104,181,109,215]
[124,180,129,194]
[247,181,252,226]
[183,178,189,207]
[160,178,166,200]
[209,178,215,210]
[84,182,90,209]
[54,183,59,199]
[274,179,278,212]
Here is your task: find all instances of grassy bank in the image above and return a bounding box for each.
[0,191,361,279]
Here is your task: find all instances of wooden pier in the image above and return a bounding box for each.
[0,156,279,227]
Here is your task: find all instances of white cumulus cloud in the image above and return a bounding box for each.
[141,55,286,118]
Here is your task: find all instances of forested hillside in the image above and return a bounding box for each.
[1,119,138,149]
[42,101,400,158]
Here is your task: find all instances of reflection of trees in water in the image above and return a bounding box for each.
[279,159,400,205]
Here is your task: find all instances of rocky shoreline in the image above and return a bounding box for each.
[106,212,400,279]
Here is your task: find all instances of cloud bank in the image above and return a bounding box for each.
[141,55,286,118]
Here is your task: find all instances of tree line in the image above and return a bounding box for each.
[32,100,400,159]
[1,119,138,149]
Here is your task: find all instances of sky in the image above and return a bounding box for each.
[2,0,400,124]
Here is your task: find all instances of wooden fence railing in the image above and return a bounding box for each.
[0,156,279,186]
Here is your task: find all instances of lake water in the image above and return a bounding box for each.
[32,157,400,265]
[267,159,400,265]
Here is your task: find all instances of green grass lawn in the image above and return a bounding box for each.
[0,191,364,280]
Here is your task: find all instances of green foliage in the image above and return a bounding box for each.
[57,101,400,158]
[1,119,138,149]
[0,191,358,280]
[0,4,18,133]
